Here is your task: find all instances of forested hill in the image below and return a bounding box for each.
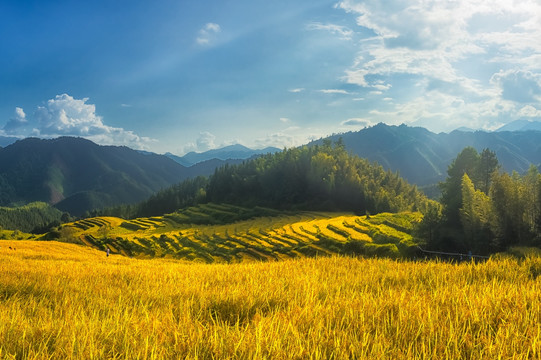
[0,137,190,216]
[317,124,541,186]
[120,141,432,218]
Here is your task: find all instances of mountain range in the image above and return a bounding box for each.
[0,137,189,215]
[317,123,541,187]
[165,144,281,166]
[1,123,541,216]
[496,119,541,132]
[0,138,275,216]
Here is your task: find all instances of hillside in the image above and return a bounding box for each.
[113,141,432,220]
[54,204,422,261]
[0,137,189,215]
[0,202,63,233]
[317,123,541,186]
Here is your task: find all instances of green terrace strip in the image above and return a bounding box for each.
[52,204,422,262]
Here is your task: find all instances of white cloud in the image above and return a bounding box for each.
[289,88,305,93]
[182,131,217,153]
[3,107,27,135]
[491,69,541,103]
[518,105,541,118]
[3,94,152,149]
[341,118,372,127]
[196,23,221,45]
[306,22,353,40]
[253,132,295,149]
[319,89,351,95]
[332,0,541,131]
[336,0,540,86]
[196,131,216,150]
[252,127,329,150]
[15,107,25,120]
[372,82,392,91]
[280,117,290,123]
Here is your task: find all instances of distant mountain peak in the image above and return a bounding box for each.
[167,145,281,166]
[496,119,541,132]
[217,144,251,151]
[453,127,478,132]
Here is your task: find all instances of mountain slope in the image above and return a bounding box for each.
[318,124,541,186]
[0,137,190,215]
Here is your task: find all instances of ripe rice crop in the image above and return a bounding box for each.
[0,240,540,359]
[60,209,421,261]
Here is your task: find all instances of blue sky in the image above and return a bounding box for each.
[1,0,540,154]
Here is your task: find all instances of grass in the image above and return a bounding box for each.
[0,240,540,359]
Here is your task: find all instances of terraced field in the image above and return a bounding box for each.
[60,204,422,262]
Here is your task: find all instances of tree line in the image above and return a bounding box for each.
[417,147,541,254]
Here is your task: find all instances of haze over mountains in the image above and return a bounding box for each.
[165,144,280,167]
[1,123,541,216]
[0,137,187,215]
[318,123,541,186]
[0,138,279,216]
[495,119,541,132]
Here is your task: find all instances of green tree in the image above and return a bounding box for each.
[459,174,492,253]
[490,171,528,248]
[523,165,540,233]
[478,148,500,194]
[440,147,480,227]
[416,202,442,250]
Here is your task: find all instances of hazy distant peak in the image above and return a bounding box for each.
[453,127,477,132]
[496,119,541,132]
[169,145,281,166]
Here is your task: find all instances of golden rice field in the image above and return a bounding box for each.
[60,205,422,261]
[1,240,540,359]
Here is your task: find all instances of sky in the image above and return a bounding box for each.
[1,0,541,154]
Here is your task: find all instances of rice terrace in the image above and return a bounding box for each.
[67,205,421,261]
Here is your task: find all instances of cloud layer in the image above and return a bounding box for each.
[2,94,152,149]
[334,0,541,131]
[3,107,27,134]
